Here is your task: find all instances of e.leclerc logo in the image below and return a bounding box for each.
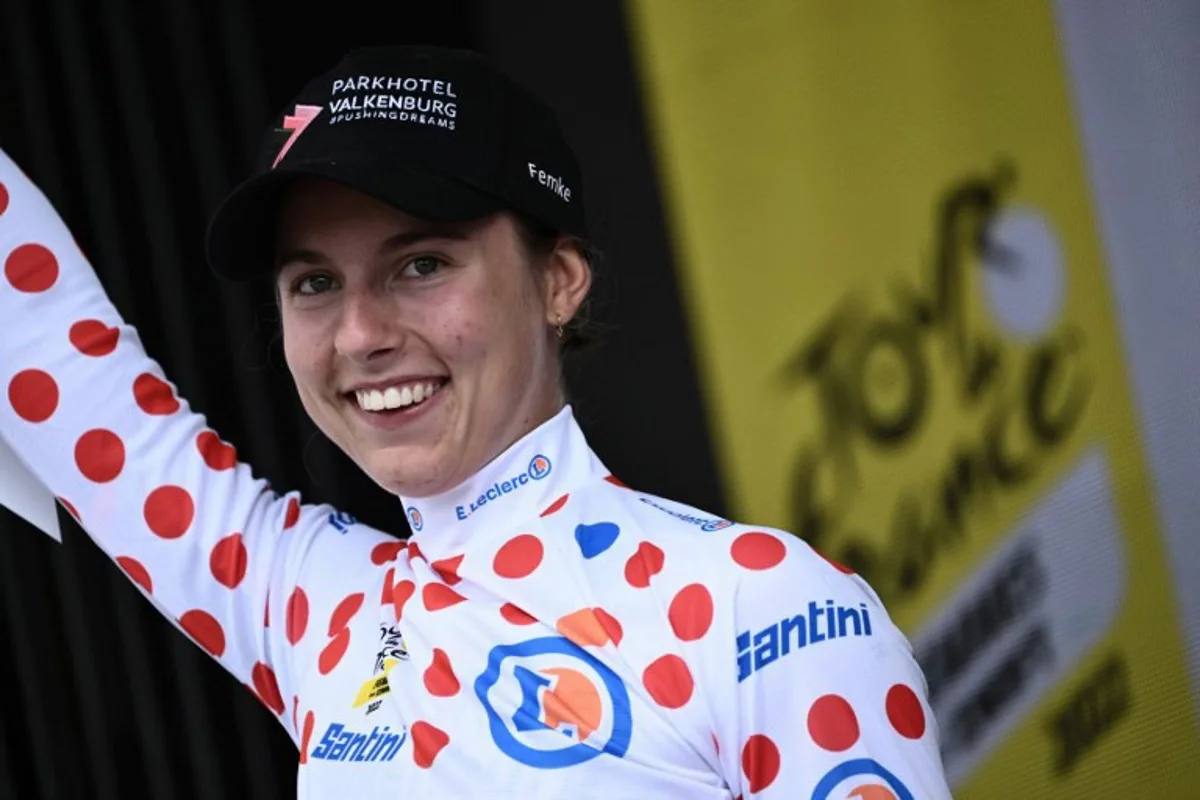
[811,759,913,800]
[406,506,423,532]
[456,455,552,521]
[474,636,631,768]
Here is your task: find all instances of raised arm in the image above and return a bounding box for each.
[0,149,328,743]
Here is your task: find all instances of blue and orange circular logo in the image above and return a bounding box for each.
[474,636,631,768]
[528,455,552,481]
[811,760,913,800]
[406,506,423,532]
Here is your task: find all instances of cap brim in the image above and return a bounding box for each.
[205,158,508,280]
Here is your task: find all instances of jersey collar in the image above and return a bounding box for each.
[399,405,607,558]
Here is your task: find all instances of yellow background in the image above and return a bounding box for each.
[628,1,1200,796]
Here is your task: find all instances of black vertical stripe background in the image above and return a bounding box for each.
[0,1,726,797]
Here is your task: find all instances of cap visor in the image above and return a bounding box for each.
[205,158,507,279]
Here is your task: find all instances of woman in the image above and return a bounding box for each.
[0,44,951,798]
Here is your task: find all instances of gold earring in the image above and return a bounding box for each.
[555,314,564,339]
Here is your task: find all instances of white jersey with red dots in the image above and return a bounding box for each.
[0,150,953,799]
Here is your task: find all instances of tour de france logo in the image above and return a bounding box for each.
[474,636,632,769]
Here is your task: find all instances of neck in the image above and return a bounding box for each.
[399,404,607,557]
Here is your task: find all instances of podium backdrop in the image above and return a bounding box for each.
[0,1,1196,797]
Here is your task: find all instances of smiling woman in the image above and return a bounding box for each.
[271,178,591,499]
[0,43,950,799]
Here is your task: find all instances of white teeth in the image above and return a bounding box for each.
[355,381,442,412]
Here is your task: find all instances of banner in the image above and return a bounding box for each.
[628,1,1200,796]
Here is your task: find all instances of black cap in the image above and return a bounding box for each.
[205,45,587,279]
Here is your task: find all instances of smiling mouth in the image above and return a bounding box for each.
[351,379,448,412]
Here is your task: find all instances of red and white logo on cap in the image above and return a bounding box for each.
[272,104,324,168]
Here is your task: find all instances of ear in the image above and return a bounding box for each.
[542,236,592,326]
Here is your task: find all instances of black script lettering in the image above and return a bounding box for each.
[782,161,1092,605]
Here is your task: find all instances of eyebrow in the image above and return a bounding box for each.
[273,223,471,272]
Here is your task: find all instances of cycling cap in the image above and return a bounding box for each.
[205,44,586,279]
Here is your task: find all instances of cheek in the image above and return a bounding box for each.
[280,317,324,393]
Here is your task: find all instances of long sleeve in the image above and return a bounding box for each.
[0,149,324,743]
[719,533,952,799]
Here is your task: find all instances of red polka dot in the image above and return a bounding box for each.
[58,497,80,523]
[393,579,416,621]
[643,654,694,709]
[594,607,624,646]
[886,684,926,739]
[669,584,714,641]
[180,609,225,657]
[328,593,364,635]
[209,533,248,588]
[283,497,300,529]
[407,541,424,563]
[286,587,309,645]
[500,603,537,625]
[540,493,569,517]
[69,320,119,357]
[741,734,781,793]
[380,567,395,605]
[411,721,449,769]
[5,244,58,292]
[318,628,351,674]
[74,429,125,483]
[808,694,860,752]
[493,534,543,579]
[116,556,153,594]
[144,486,194,539]
[264,597,270,627]
[423,648,460,697]
[292,695,299,734]
[431,554,464,586]
[423,583,466,612]
[624,541,665,588]
[300,710,315,764]
[252,662,285,715]
[0,182,8,216]
[731,532,787,571]
[371,540,406,565]
[196,431,236,471]
[8,369,59,422]
[133,373,179,415]
[604,474,627,488]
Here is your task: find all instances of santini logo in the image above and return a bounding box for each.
[737,600,873,682]
[309,723,407,763]
[456,455,552,521]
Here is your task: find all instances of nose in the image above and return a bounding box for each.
[333,287,403,365]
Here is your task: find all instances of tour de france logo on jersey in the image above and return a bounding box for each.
[474,636,632,768]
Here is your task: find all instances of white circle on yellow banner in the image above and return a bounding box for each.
[982,207,1066,339]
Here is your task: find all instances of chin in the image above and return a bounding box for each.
[362,446,455,499]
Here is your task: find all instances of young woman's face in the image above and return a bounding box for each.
[274,179,589,498]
